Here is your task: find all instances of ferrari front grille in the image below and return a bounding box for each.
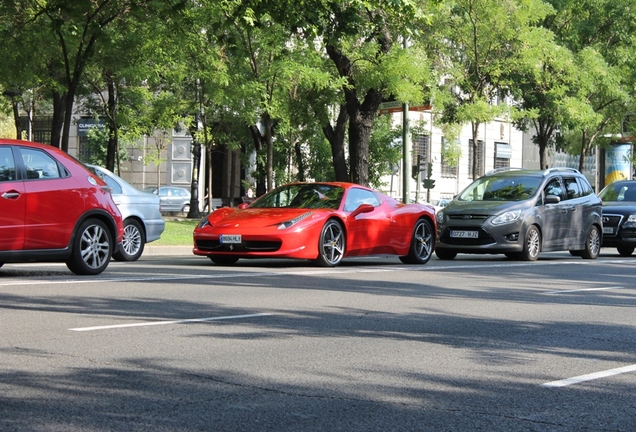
[195,239,281,252]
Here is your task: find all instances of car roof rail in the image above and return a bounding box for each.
[485,167,525,175]
[543,167,580,175]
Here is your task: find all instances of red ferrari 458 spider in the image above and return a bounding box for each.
[193,182,436,266]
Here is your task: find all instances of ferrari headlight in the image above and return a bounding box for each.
[278,212,313,230]
[436,210,444,224]
[197,218,210,228]
[491,210,521,225]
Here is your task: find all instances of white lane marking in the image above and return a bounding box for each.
[544,286,626,295]
[543,364,636,388]
[0,258,630,288]
[69,313,274,332]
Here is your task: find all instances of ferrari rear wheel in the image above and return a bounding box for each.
[209,256,239,265]
[316,219,345,267]
[399,218,434,264]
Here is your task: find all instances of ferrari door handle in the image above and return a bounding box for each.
[1,191,20,199]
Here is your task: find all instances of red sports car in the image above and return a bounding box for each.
[193,182,436,266]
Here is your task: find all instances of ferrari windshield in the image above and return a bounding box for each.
[251,184,344,209]
[458,175,541,202]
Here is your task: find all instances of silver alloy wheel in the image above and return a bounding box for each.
[582,225,601,259]
[80,223,111,270]
[317,220,345,267]
[113,219,144,261]
[523,225,541,261]
[66,218,113,275]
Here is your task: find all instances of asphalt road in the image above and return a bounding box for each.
[1,250,635,431]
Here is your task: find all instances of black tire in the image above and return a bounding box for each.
[435,249,457,260]
[113,219,145,261]
[182,203,191,213]
[399,218,434,264]
[315,219,345,267]
[209,256,239,265]
[519,225,541,261]
[65,218,113,275]
[581,225,601,259]
[617,246,634,257]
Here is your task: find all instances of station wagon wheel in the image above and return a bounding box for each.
[399,218,434,264]
[182,203,191,213]
[209,256,239,265]
[316,219,345,267]
[617,246,634,257]
[113,219,144,261]
[520,225,541,261]
[66,218,113,275]
[581,225,601,259]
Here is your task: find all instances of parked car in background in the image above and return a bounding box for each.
[142,186,191,213]
[435,167,602,261]
[193,181,436,266]
[0,139,123,275]
[597,180,636,256]
[87,165,165,261]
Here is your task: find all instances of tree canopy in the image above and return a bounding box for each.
[1,0,634,188]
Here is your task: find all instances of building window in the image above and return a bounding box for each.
[441,137,459,178]
[468,139,484,178]
[494,142,512,169]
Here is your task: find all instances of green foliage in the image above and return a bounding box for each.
[368,115,403,188]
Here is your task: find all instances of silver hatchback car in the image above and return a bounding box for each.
[88,165,165,261]
[435,168,602,261]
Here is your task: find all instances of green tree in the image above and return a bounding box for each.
[435,0,552,177]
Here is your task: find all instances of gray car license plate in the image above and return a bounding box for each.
[450,230,478,239]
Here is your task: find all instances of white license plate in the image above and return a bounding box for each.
[450,230,478,239]
[220,234,242,244]
[603,227,614,235]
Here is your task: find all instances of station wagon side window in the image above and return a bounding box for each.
[563,177,582,200]
[543,178,563,202]
[0,147,16,182]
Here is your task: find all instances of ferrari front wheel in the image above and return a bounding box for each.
[399,218,434,264]
[316,219,345,267]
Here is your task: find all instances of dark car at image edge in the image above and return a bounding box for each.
[597,180,636,256]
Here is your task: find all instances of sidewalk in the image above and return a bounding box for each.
[144,245,193,256]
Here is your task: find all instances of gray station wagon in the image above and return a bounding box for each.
[435,167,602,261]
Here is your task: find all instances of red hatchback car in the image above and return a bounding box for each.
[0,139,124,275]
[193,182,436,266]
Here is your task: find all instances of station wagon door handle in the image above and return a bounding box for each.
[1,191,20,199]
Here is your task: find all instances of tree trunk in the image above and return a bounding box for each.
[50,90,65,149]
[326,44,386,186]
[262,111,274,191]
[322,104,349,181]
[471,122,480,180]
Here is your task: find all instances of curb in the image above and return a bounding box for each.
[144,245,193,256]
